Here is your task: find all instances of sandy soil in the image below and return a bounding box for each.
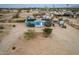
[0,24,13,40]
[0,22,79,55]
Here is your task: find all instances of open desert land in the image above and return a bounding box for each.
[0,9,79,55]
[0,21,79,55]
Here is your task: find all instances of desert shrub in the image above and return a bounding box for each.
[33,13,44,17]
[0,25,4,33]
[43,28,53,38]
[27,10,30,13]
[12,13,19,18]
[33,13,40,17]
[16,20,25,23]
[12,46,16,50]
[0,25,4,29]
[13,25,16,27]
[24,29,36,40]
[45,21,52,27]
[65,19,69,23]
[0,19,6,23]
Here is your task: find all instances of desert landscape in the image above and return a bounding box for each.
[0,7,79,55]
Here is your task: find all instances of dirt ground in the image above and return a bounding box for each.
[0,24,13,40]
[0,20,79,55]
[8,24,79,55]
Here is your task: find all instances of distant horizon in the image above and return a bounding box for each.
[0,4,79,8]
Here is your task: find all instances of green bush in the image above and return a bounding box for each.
[24,29,35,40]
[43,28,53,38]
[27,22,35,27]
[45,21,52,27]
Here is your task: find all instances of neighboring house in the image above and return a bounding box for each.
[63,11,73,17]
[42,15,50,19]
[59,18,65,26]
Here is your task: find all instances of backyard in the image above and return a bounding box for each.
[0,22,79,54]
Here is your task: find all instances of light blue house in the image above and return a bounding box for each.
[34,19,45,27]
[25,16,46,27]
